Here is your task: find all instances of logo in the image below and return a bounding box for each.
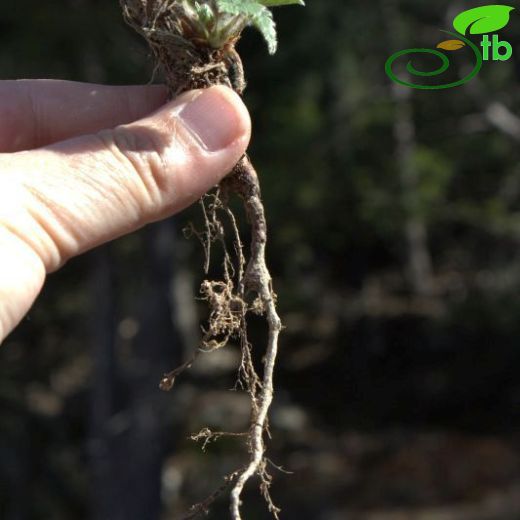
[385,5,515,90]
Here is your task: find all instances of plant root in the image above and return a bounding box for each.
[120,2,283,518]
[221,156,282,519]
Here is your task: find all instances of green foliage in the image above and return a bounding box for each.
[174,0,304,54]
[213,0,304,53]
[216,0,277,53]
[194,2,215,26]
[259,0,304,6]
[453,5,514,35]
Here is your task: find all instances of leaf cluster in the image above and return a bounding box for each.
[184,0,304,54]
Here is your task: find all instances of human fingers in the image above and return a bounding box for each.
[1,84,251,271]
[0,79,168,152]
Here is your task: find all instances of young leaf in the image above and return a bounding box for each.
[252,8,277,54]
[217,0,265,16]
[436,39,466,51]
[259,0,305,6]
[453,5,515,36]
[217,0,278,53]
[195,2,214,25]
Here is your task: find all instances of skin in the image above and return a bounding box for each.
[0,79,251,343]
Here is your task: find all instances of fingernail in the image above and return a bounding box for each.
[179,86,246,152]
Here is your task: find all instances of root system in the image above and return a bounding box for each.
[120,1,283,518]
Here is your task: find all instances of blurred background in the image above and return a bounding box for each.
[1,0,520,518]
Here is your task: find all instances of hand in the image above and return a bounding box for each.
[0,80,251,343]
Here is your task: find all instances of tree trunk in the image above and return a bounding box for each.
[383,0,435,297]
[88,219,183,520]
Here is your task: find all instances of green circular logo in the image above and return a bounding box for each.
[385,31,483,90]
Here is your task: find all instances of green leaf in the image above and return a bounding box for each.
[217,0,278,53]
[259,0,305,6]
[453,5,515,35]
[252,8,277,54]
[216,0,264,18]
[194,2,214,25]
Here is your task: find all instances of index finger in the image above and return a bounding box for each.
[0,79,168,153]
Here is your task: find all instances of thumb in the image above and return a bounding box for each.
[2,85,251,272]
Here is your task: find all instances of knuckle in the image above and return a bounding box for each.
[97,123,181,213]
[0,176,70,272]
